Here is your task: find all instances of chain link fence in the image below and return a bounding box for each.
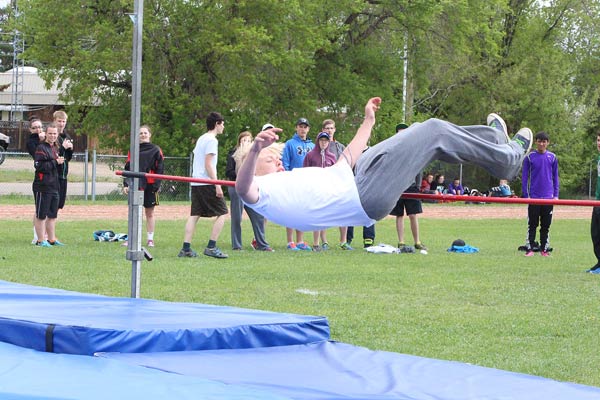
[0,151,191,201]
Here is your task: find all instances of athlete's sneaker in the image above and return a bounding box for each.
[147,240,155,247]
[297,242,312,251]
[512,128,533,153]
[363,238,374,248]
[203,247,228,259]
[251,238,258,250]
[339,242,354,250]
[540,250,550,257]
[31,238,38,245]
[178,248,198,258]
[487,113,509,142]
[525,250,534,257]
[49,240,65,246]
[312,245,322,252]
[414,242,428,251]
[36,240,52,248]
[321,242,330,250]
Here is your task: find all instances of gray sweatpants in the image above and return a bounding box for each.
[355,118,525,221]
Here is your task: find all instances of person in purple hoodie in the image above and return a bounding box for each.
[303,132,336,251]
[521,131,559,257]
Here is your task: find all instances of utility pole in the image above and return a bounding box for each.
[9,0,23,121]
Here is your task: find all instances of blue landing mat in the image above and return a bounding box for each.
[98,340,600,400]
[0,341,290,400]
[0,280,329,355]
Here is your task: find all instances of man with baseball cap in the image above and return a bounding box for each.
[281,117,314,251]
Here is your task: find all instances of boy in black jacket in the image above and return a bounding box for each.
[33,123,64,247]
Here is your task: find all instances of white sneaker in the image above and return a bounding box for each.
[487,113,509,143]
[512,128,533,153]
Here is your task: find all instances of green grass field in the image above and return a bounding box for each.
[1,216,599,388]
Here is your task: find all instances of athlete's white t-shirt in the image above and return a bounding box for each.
[191,133,218,186]
[244,161,375,231]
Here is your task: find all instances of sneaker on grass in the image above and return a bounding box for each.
[203,247,228,259]
[414,242,427,251]
[339,242,354,250]
[296,242,312,251]
[36,240,52,248]
[178,248,198,258]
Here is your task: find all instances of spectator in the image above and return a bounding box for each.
[303,131,337,251]
[420,173,434,193]
[522,131,559,257]
[588,131,600,273]
[390,123,427,253]
[448,177,464,195]
[227,130,272,251]
[33,123,64,247]
[27,118,45,244]
[54,110,73,212]
[489,179,513,197]
[322,119,353,250]
[178,112,229,259]
[123,125,165,247]
[433,174,447,194]
[281,117,314,251]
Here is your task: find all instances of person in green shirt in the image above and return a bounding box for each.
[588,132,600,273]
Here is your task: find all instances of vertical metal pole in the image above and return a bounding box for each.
[128,0,144,298]
[91,149,97,201]
[84,149,88,200]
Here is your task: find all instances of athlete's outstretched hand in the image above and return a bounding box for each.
[365,97,382,120]
[253,128,282,152]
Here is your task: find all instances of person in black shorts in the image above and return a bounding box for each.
[123,125,165,247]
[33,123,65,247]
[179,112,229,259]
[54,110,73,211]
[389,123,427,252]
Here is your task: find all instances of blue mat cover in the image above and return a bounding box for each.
[0,341,291,400]
[0,280,329,355]
[98,340,600,400]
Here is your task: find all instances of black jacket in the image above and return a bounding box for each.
[33,142,59,193]
[124,142,165,191]
[57,132,74,179]
[26,134,41,158]
[225,147,237,181]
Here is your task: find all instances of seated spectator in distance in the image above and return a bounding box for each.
[448,177,464,195]
[489,179,513,197]
[420,173,435,193]
[433,174,447,194]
